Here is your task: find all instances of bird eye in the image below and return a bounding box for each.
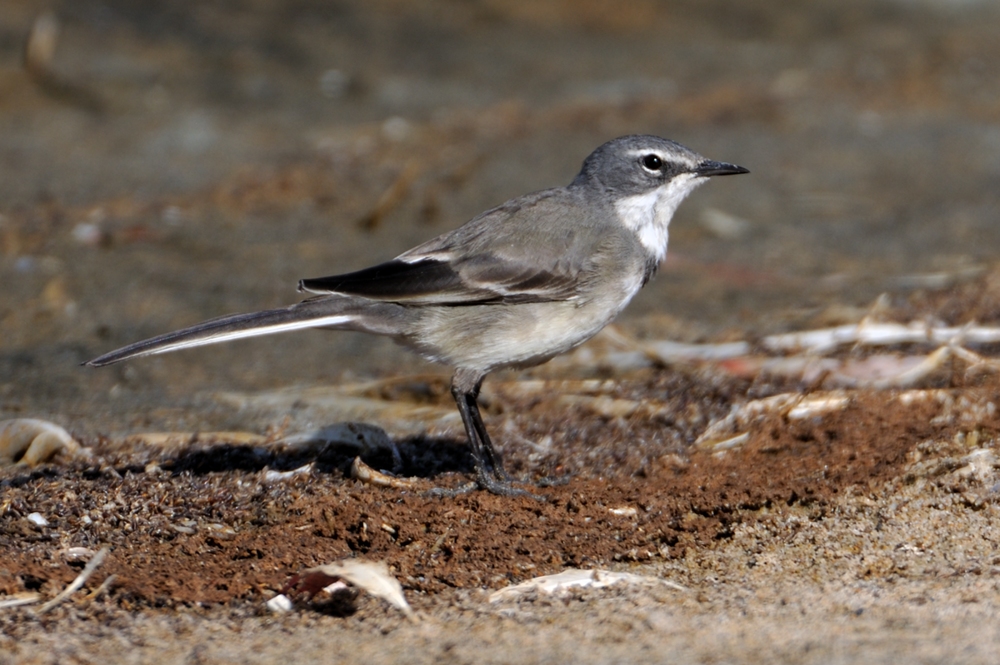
[641,154,663,171]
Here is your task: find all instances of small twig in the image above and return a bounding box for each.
[351,457,417,489]
[0,593,42,610]
[36,547,109,615]
[84,574,117,602]
[762,322,1000,354]
[868,345,951,389]
[951,344,1000,376]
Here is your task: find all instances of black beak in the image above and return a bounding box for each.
[695,160,749,177]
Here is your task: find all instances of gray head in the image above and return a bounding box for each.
[570,135,748,263]
[571,134,748,196]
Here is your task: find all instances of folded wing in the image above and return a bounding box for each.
[298,255,580,305]
[300,190,595,305]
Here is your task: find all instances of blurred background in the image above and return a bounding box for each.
[1,0,999,433]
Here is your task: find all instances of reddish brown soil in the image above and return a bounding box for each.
[2,371,988,609]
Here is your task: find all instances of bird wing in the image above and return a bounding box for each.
[299,188,603,305]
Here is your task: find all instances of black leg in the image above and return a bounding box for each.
[448,377,542,499]
[463,383,512,482]
[450,381,493,477]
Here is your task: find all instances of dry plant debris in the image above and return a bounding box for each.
[351,457,418,490]
[555,319,1000,391]
[35,547,109,615]
[0,419,84,466]
[489,568,685,603]
[279,559,412,617]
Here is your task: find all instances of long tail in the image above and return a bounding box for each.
[85,297,360,367]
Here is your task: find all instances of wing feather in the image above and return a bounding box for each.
[298,256,579,305]
[300,188,613,305]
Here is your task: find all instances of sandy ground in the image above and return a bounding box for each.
[3,0,1000,662]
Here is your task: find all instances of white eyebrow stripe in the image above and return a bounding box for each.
[625,149,663,159]
[624,148,700,171]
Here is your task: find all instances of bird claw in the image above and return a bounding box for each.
[534,474,572,488]
[475,470,547,501]
[421,473,546,501]
[422,481,480,499]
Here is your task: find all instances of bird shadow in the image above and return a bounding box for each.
[161,429,476,482]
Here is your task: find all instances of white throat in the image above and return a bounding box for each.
[614,173,705,263]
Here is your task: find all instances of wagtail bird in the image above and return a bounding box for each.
[87,135,748,496]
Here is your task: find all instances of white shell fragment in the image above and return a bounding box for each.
[302,560,412,617]
[489,568,685,603]
[65,547,96,561]
[27,513,49,527]
[608,506,638,517]
[263,463,314,483]
[266,593,294,613]
[0,419,84,466]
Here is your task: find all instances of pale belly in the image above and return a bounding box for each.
[405,275,644,373]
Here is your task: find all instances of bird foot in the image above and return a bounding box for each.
[421,473,546,501]
[423,481,479,498]
[534,474,572,488]
[475,471,547,501]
